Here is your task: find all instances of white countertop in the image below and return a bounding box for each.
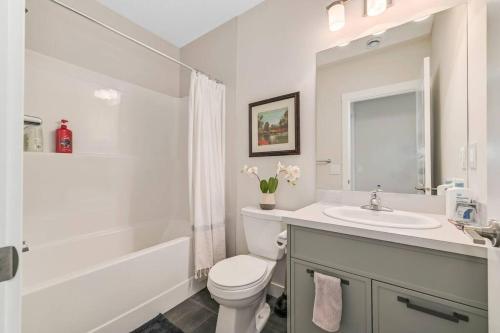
[283,202,490,259]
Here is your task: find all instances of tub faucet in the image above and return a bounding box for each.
[361,185,393,212]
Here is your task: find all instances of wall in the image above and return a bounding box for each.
[430,5,469,187]
[180,19,238,257]
[24,1,190,252]
[233,0,467,289]
[468,0,488,222]
[24,51,190,249]
[176,0,470,289]
[316,37,431,190]
[488,0,500,219]
[25,0,181,97]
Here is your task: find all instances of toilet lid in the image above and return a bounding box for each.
[209,255,267,288]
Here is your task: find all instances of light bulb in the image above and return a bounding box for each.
[328,2,346,32]
[366,0,387,17]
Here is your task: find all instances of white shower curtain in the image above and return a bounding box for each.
[188,71,226,279]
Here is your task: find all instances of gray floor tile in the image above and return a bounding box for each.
[191,314,217,333]
[165,289,286,333]
[190,288,219,314]
[165,299,214,332]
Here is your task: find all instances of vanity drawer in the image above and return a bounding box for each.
[290,226,488,309]
[290,259,372,333]
[373,281,488,333]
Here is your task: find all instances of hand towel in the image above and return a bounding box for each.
[313,272,342,332]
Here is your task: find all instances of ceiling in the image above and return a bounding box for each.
[97,0,264,48]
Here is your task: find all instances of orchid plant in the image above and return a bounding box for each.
[242,162,301,194]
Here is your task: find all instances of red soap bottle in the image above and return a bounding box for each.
[56,119,72,153]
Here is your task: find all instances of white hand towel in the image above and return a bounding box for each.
[313,272,342,332]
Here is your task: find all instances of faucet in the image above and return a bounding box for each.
[464,220,500,247]
[361,185,393,212]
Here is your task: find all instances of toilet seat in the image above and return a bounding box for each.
[208,255,275,300]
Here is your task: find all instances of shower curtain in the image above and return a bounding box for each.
[188,71,226,279]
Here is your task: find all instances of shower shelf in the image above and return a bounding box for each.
[23,152,136,159]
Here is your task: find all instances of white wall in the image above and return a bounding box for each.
[430,5,469,187]
[24,51,190,248]
[234,0,467,254]
[488,0,500,219]
[316,37,431,190]
[177,0,473,288]
[468,0,488,221]
[24,0,190,250]
[25,0,181,97]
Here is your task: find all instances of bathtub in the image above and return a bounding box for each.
[22,223,205,333]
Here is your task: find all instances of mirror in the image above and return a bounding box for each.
[316,4,469,195]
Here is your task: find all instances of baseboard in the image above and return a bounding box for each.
[268,281,285,299]
[91,277,206,333]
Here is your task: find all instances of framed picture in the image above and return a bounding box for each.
[249,92,300,157]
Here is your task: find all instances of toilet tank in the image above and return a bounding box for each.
[241,207,288,260]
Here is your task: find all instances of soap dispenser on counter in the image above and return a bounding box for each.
[55,119,72,153]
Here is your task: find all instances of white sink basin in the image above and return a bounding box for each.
[323,206,441,229]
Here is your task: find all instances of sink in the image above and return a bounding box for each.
[323,206,441,229]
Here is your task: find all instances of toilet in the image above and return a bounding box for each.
[207,207,286,333]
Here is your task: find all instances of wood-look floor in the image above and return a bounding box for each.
[165,289,286,333]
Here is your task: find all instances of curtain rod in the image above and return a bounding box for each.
[45,0,223,84]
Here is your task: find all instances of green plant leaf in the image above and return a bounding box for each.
[268,177,279,193]
[260,179,269,193]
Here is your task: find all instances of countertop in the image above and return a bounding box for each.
[283,202,490,259]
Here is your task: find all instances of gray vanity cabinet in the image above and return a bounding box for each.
[287,225,488,333]
[290,259,372,333]
[373,281,488,333]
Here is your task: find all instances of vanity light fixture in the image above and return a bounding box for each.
[414,15,431,22]
[327,0,348,32]
[366,0,388,17]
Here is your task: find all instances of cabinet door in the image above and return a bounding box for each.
[373,281,488,333]
[290,259,372,333]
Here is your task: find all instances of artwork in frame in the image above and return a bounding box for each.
[249,92,300,157]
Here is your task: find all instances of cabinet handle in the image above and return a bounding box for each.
[397,296,469,323]
[306,269,349,285]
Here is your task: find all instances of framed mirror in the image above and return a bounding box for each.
[316,4,469,195]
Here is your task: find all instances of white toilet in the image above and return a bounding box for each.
[207,207,286,333]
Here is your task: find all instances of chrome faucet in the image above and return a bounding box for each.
[361,185,393,212]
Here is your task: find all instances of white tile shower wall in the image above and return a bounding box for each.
[24,51,190,247]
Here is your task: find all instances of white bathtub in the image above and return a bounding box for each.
[22,224,204,333]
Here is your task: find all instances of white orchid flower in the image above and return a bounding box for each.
[242,165,258,176]
[276,161,286,175]
[247,166,258,175]
[284,165,300,185]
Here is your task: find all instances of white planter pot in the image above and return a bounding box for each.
[260,193,276,210]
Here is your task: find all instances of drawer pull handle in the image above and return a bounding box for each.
[306,269,350,285]
[397,297,469,323]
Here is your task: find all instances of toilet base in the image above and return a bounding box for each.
[214,291,270,333]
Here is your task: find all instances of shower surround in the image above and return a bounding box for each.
[22,50,201,332]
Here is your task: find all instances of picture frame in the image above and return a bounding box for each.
[249,92,300,157]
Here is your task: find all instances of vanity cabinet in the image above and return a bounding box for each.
[291,259,372,333]
[287,225,488,333]
[373,282,488,333]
